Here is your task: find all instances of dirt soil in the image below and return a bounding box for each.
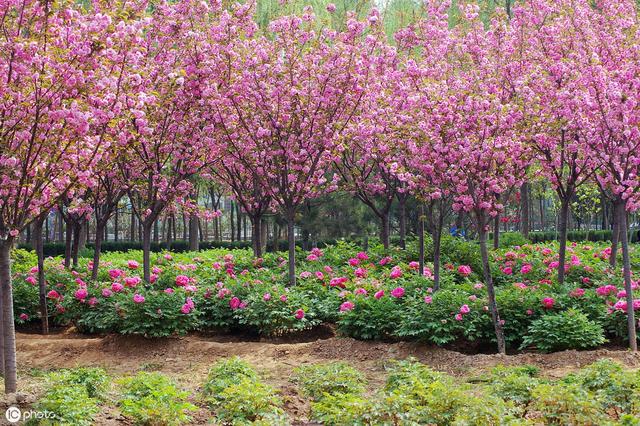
[6,328,640,424]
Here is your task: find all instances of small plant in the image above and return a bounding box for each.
[520,309,606,352]
[384,358,449,392]
[202,357,285,424]
[30,384,99,426]
[202,357,259,399]
[310,392,375,425]
[47,367,110,400]
[530,383,608,425]
[292,362,366,401]
[117,372,197,426]
[484,365,540,406]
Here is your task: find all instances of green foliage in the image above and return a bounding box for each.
[310,392,375,426]
[117,372,197,426]
[483,365,540,407]
[30,384,100,426]
[202,357,285,424]
[520,310,606,352]
[292,362,366,401]
[530,383,609,425]
[47,367,110,400]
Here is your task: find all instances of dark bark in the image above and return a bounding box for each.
[418,204,425,278]
[557,197,571,285]
[380,213,390,250]
[250,215,263,258]
[72,221,81,268]
[478,224,506,354]
[189,215,199,251]
[618,203,637,351]
[91,221,106,280]
[398,195,407,249]
[520,182,530,238]
[433,225,442,291]
[153,219,159,243]
[142,223,152,283]
[286,210,296,286]
[32,216,49,334]
[0,240,18,392]
[493,214,500,249]
[610,200,622,268]
[64,218,72,268]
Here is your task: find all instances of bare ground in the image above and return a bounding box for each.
[4,328,640,424]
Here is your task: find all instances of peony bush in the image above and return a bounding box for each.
[9,238,640,351]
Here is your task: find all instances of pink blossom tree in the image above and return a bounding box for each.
[509,0,598,285]
[0,0,117,392]
[577,0,640,350]
[207,8,383,284]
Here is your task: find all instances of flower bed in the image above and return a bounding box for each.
[11,238,640,351]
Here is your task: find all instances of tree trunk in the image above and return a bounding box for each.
[493,214,500,249]
[520,182,530,238]
[398,196,407,249]
[618,203,637,351]
[251,215,263,258]
[142,223,152,283]
[380,213,390,250]
[114,208,119,242]
[557,197,571,285]
[130,211,136,241]
[432,225,442,291]
[610,200,622,268]
[153,219,159,243]
[418,204,425,278]
[286,210,296,286]
[72,222,81,268]
[64,220,72,268]
[478,225,506,354]
[92,221,106,280]
[230,204,235,242]
[261,218,268,255]
[33,216,49,334]
[0,240,18,392]
[189,215,199,251]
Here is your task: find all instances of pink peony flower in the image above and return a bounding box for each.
[459,304,470,314]
[150,274,158,283]
[127,260,139,269]
[356,251,369,260]
[25,276,36,285]
[263,293,271,301]
[390,266,403,279]
[101,288,113,298]
[474,283,484,290]
[374,290,385,299]
[111,282,124,293]
[340,301,355,312]
[409,261,420,270]
[307,254,319,261]
[457,265,472,276]
[88,297,98,306]
[570,288,585,298]
[520,264,532,274]
[175,275,190,286]
[469,295,477,301]
[75,289,88,301]
[354,268,367,278]
[229,297,241,310]
[315,271,325,280]
[108,269,124,279]
[133,294,145,304]
[354,288,368,296]
[326,3,336,13]
[280,294,288,302]
[390,287,405,298]
[19,313,29,321]
[502,267,513,275]
[379,256,392,266]
[295,309,305,320]
[541,297,555,309]
[164,288,175,294]
[47,290,61,300]
[526,309,533,315]
[180,304,192,314]
[348,258,360,266]
[124,276,141,288]
[424,296,433,304]
[300,271,312,279]
[454,313,463,321]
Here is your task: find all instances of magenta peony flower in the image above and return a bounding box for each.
[390,266,403,279]
[340,301,355,312]
[127,260,139,269]
[47,290,61,300]
[424,296,433,304]
[541,297,555,309]
[175,275,190,286]
[454,313,463,321]
[164,288,175,294]
[75,288,88,301]
[457,265,472,276]
[520,264,532,274]
[354,268,367,278]
[19,313,29,321]
[263,293,271,301]
[374,290,385,299]
[295,309,305,319]
[390,287,405,298]
[459,304,470,314]
[133,294,145,304]
[356,251,369,260]
[229,297,241,309]
[111,282,124,293]
[348,258,360,266]
[101,288,113,298]
[326,3,336,13]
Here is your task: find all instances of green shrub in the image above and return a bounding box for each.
[47,367,110,400]
[564,359,640,417]
[292,362,366,401]
[520,310,606,352]
[202,357,259,399]
[214,378,285,424]
[310,392,375,425]
[530,383,608,425]
[117,372,197,426]
[30,384,99,426]
[484,365,540,407]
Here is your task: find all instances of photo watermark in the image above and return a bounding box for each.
[5,406,56,423]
